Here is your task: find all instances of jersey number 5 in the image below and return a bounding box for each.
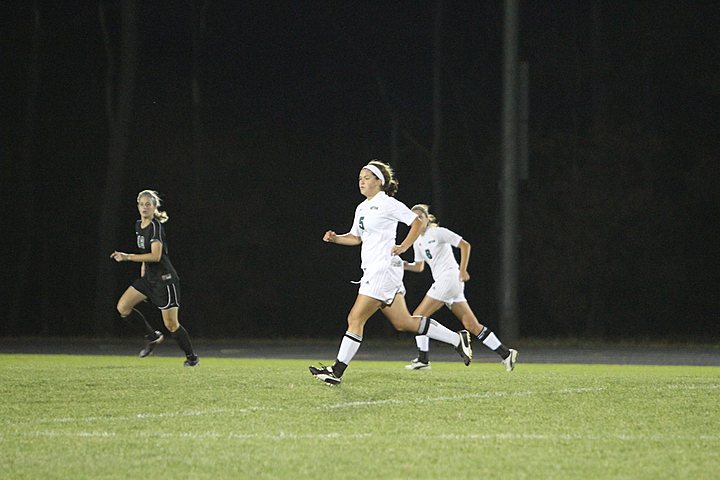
[359,216,365,230]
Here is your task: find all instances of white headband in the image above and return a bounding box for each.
[363,164,385,185]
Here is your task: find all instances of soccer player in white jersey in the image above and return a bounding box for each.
[403,204,518,371]
[309,161,473,385]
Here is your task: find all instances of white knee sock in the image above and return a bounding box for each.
[337,331,362,364]
[415,335,430,351]
[426,319,460,347]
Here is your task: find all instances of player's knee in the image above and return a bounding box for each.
[401,321,418,333]
[346,314,364,331]
[390,316,416,333]
[164,319,180,333]
[392,323,407,333]
[116,303,132,318]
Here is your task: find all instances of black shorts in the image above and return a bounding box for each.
[132,276,181,310]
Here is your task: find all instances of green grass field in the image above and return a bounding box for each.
[1,354,718,479]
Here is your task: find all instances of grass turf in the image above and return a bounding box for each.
[1,354,718,479]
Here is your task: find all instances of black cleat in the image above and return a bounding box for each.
[455,330,473,366]
[139,331,164,358]
[309,365,341,385]
[183,355,200,367]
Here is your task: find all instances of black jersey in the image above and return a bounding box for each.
[135,219,179,283]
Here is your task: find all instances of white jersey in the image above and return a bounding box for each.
[350,192,418,270]
[413,226,463,281]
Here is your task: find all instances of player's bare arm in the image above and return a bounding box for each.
[403,260,425,273]
[324,230,362,246]
[458,239,471,282]
[111,241,164,263]
[391,216,423,256]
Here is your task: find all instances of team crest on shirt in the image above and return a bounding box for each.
[137,235,145,249]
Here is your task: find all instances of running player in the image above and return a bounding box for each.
[309,161,473,385]
[403,204,517,371]
[111,190,199,367]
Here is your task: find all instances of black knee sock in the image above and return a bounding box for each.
[418,350,429,364]
[332,360,348,377]
[495,344,511,359]
[171,326,195,357]
[125,308,157,337]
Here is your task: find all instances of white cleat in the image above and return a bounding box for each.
[502,349,518,372]
[405,358,431,370]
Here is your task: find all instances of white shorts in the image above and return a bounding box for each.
[426,272,467,308]
[357,257,406,304]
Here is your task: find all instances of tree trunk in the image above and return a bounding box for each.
[499,0,520,342]
[429,0,444,218]
[93,0,138,335]
[187,0,210,336]
[190,0,209,197]
[590,0,607,131]
[10,1,42,333]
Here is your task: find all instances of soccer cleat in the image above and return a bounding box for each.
[455,330,472,366]
[405,358,431,370]
[502,348,518,372]
[309,365,341,385]
[183,355,200,367]
[139,331,164,358]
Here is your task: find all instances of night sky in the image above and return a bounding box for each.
[2,1,719,340]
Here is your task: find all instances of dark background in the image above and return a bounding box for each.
[2,1,718,341]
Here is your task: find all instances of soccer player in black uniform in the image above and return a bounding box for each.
[111,190,199,367]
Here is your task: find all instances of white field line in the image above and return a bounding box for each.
[5,384,716,433]
[24,384,714,426]
[437,433,720,442]
[27,386,604,426]
[4,383,718,443]
[49,407,266,424]
[11,431,720,442]
[321,387,582,409]
[666,383,720,390]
